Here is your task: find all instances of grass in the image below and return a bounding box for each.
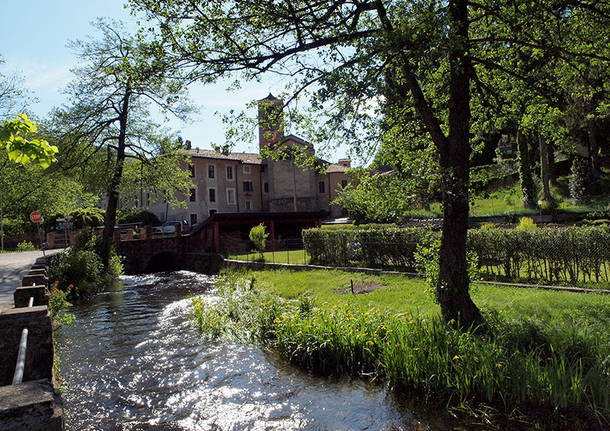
[249,269,610,332]
[228,248,610,289]
[400,169,610,218]
[228,249,310,264]
[192,268,609,430]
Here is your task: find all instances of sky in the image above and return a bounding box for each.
[0,0,349,161]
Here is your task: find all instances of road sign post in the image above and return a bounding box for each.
[29,211,45,256]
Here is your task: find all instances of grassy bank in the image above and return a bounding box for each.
[191,269,609,429]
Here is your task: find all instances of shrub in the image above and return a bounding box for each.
[249,223,269,259]
[16,240,37,252]
[516,216,537,231]
[117,208,160,225]
[48,283,74,329]
[48,249,104,299]
[48,229,123,299]
[303,225,610,285]
[569,155,592,204]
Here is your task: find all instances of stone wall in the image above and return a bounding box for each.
[0,257,64,430]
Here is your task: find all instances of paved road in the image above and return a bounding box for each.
[0,249,63,311]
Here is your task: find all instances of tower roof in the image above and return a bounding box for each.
[261,92,279,101]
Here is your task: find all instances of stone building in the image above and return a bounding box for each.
[148,94,350,226]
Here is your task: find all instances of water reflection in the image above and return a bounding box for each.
[56,271,434,430]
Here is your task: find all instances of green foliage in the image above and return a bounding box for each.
[480,222,497,231]
[48,283,74,329]
[249,223,269,259]
[516,217,537,231]
[69,207,105,229]
[15,240,36,252]
[304,225,610,286]
[48,249,104,300]
[415,235,480,301]
[303,227,429,269]
[0,114,57,168]
[117,208,160,225]
[48,229,123,299]
[468,225,610,285]
[191,271,609,429]
[569,156,593,205]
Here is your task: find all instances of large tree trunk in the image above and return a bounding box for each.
[101,86,130,267]
[436,0,483,329]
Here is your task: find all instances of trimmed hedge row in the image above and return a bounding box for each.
[302,226,610,285]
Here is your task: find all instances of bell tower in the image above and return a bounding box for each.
[258,93,284,152]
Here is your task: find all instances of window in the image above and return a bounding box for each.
[264,182,269,193]
[189,164,195,177]
[208,165,215,179]
[208,187,216,203]
[226,188,236,204]
[189,188,196,202]
[226,166,233,180]
[146,192,150,205]
[245,200,252,211]
[243,180,253,192]
[190,213,198,225]
[243,165,251,175]
[341,180,348,188]
[318,181,325,193]
[209,209,217,216]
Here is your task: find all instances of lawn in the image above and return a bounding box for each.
[228,249,310,264]
[249,269,610,335]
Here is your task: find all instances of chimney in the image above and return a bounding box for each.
[338,159,351,168]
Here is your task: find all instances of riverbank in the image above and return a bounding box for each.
[191,269,610,430]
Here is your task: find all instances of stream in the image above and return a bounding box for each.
[56,271,440,430]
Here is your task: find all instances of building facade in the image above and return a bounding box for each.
[149,94,349,226]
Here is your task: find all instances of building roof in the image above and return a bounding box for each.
[186,149,263,165]
[327,163,349,173]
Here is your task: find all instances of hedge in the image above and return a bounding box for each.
[303,226,610,285]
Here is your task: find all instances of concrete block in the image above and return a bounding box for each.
[0,379,64,430]
[21,274,48,287]
[14,286,49,308]
[0,306,53,386]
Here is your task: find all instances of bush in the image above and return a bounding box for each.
[303,225,610,285]
[48,229,123,299]
[16,240,37,252]
[48,249,104,299]
[117,208,160,225]
[303,227,428,269]
[516,216,537,231]
[249,223,269,259]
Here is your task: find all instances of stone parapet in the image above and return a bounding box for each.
[14,285,49,308]
[0,306,53,386]
[21,274,48,287]
[0,379,64,430]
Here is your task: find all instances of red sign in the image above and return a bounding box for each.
[29,211,42,223]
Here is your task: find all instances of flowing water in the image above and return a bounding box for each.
[56,271,439,430]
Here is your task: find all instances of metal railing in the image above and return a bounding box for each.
[12,296,34,385]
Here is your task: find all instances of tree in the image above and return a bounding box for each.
[249,223,269,260]
[130,0,609,327]
[0,114,58,250]
[54,19,192,266]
